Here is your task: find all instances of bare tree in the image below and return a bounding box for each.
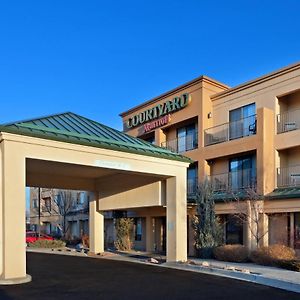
[39,189,75,238]
[51,190,75,238]
[227,188,268,249]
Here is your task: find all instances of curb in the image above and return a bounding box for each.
[162,263,300,294]
[0,274,32,285]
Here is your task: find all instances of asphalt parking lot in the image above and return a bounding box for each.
[0,252,299,300]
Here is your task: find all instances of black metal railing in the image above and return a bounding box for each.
[204,114,257,146]
[277,109,300,134]
[277,165,300,187]
[187,177,198,197]
[161,132,198,153]
[209,169,257,192]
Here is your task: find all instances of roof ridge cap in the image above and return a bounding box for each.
[1,111,73,126]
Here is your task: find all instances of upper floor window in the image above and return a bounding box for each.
[177,124,198,153]
[229,103,256,140]
[76,192,86,205]
[42,198,51,212]
[32,199,38,209]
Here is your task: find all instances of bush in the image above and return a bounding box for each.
[114,218,134,251]
[213,244,249,263]
[82,234,89,248]
[28,239,66,248]
[250,244,296,266]
[276,260,300,272]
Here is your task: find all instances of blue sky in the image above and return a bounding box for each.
[0,1,300,130]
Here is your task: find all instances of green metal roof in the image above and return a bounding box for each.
[266,187,300,200]
[0,112,192,163]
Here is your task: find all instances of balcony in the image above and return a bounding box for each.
[161,132,198,153]
[277,109,300,134]
[209,168,257,192]
[204,115,257,146]
[187,177,198,198]
[277,165,300,187]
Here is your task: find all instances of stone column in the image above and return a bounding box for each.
[89,192,104,254]
[166,172,187,262]
[0,141,30,283]
[260,213,269,247]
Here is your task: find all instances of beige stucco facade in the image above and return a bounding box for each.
[0,131,189,284]
[29,188,89,239]
[121,62,300,256]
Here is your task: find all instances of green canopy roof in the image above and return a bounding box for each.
[266,187,300,200]
[0,112,192,163]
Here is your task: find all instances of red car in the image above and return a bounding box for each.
[26,231,54,244]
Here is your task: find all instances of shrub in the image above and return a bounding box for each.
[193,179,223,259]
[28,239,66,248]
[250,244,296,266]
[114,218,134,251]
[82,234,89,248]
[276,260,300,272]
[213,244,249,263]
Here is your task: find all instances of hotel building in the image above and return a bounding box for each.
[120,62,300,256]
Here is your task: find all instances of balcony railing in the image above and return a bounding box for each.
[277,109,300,134]
[204,114,257,146]
[187,177,198,198]
[161,132,198,153]
[277,165,300,187]
[209,169,257,192]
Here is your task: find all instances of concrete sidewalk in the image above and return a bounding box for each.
[166,258,300,294]
[27,248,300,293]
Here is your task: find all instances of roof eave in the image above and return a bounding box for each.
[0,127,193,164]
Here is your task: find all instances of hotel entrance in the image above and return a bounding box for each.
[154,217,166,253]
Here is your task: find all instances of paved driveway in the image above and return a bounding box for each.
[0,253,299,300]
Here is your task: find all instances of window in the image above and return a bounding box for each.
[226,215,243,244]
[77,192,85,205]
[42,198,51,212]
[229,103,256,139]
[229,155,256,190]
[177,124,197,153]
[55,194,61,206]
[32,199,38,209]
[144,136,155,144]
[187,163,198,196]
[134,218,142,241]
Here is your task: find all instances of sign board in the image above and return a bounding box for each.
[125,93,190,130]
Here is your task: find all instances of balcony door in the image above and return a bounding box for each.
[229,103,256,140]
[229,155,256,190]
[187,163,198,196]
[177,124,197,153]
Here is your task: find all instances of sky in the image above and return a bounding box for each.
[0,1,300,130]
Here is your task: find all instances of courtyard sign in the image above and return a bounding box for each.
[125,93,190,129]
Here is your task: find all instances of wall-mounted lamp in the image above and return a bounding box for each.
[207,112,212,119]
[207,160,214,165]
